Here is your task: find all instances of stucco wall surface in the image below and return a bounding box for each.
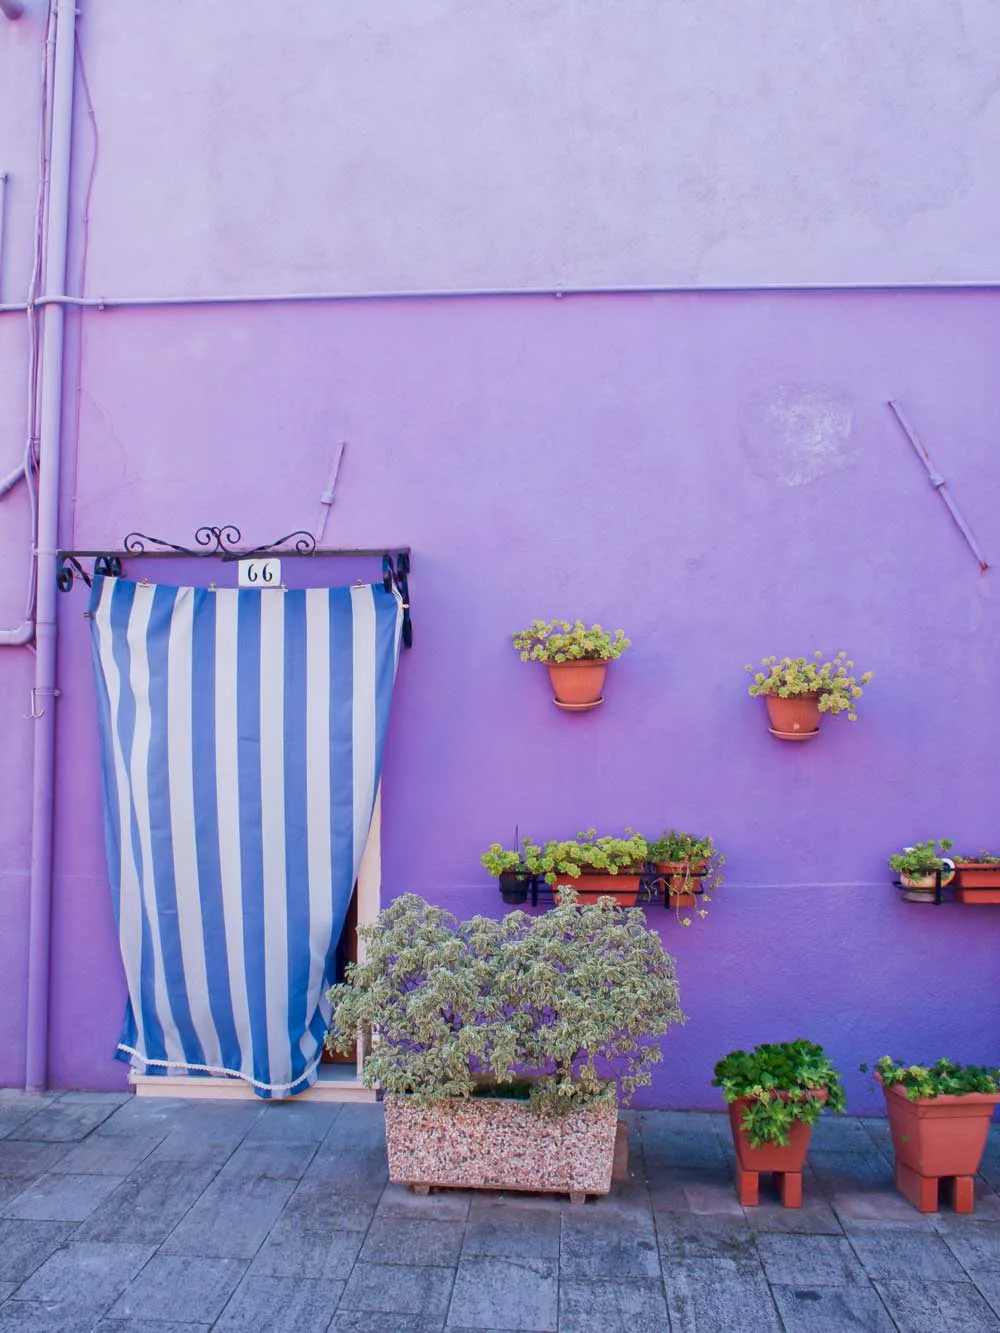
[0,2,997,1110]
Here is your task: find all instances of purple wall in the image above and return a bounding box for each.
[1,2,999,1112]
[43,292,1000,1113]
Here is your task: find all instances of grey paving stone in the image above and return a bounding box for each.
[462,1205,561,1258]
[663,1266,784,1333]
[245,1101,342,1142]
[7,1100,119,1142]
[2,1170,124,1222]
[359,1216,465,1267]
[743,1193,844,1234]
[305,1147,389,1193]
[96,1323,212,1333]
[281,1177,379,1231]
[377,1182,472,1220]
[850,1228,970,1281]
[145,1126,244,1167]
[0,1306,94,1333]
[0,1098,51,1141]
[875,1279,1000,1331]
[12,1241,154,1321]
[807,1117,879,1152]
[158,1173,296,1258]
[0,1139,70,1179]
[108,1254,248,1323]
[647,1168,743,1216]
[974,1273,1000,1320]
[832,1190,937,1228]
[249,1220,364,1279]
[755,1234,868,1286]
[329,1316,444,1333]
[641,1127,727,1171]
[558,1277,668,1333]
[771,1283,897,1332]
[93,1098,195,1136]
[216,1138,318,1180]
[808,1150,895,1196]
[321,1102,385,1145]
[57,1092,132,1105]
[47,1131,164,1177]
[0,1218,76,1282]
[214,1274,345,1331]
[78,1160,218,1245]
[447,1256,558,1331]
[340,1261,454,1317]
[655,1214,759,1266]
[0,1181,26,1212]
[637,1110,728,1137]
[937,1220,1000,1275]
[0,1281,13,1302]
[560,1210,660,1280]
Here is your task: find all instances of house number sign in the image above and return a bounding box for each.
[238,558,282,588]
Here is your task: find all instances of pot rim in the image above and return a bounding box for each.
[876,1073,1000,1108]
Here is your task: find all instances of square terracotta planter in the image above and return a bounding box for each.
[881,1078,1000,1212]
[953,862,1000,904]
[546,871,642,907]
[383,1093,618,1202]
[727,1091,827,1208]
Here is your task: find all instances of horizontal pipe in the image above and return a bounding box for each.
[1,278,1000,319]
[0,619,33,645]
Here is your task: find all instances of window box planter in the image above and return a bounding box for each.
[953,860,1000,903]
[878,1075,1000,1213]
[545,869,642,908]
[384,1092,617,1203]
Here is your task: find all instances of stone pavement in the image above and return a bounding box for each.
[0,1091,999,1332]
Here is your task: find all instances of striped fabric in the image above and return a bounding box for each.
[88,575,403,1098]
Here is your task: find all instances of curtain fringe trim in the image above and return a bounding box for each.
[119,1044,321,1094]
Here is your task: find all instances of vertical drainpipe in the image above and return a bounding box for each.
[25,0,77,1092]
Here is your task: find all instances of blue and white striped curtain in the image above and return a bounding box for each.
[88,575,403,1098]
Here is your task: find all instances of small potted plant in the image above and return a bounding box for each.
[647,829,725,923]
[888,839,955,903]
[866,1056,1000,1214]
[326,893,685,1202]
[523,829,649,907]
[512,619,630,710]
[481,844,532,904]
[952,851,1000,903]
[745,651,873,740]
[713,1039,846,1208]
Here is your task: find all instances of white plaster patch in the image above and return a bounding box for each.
[739,386,855,487]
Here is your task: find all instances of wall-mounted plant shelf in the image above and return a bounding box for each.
[893,875,1000,907]
[498,865,708,911]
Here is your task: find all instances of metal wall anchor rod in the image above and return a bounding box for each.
[888,400,989,573]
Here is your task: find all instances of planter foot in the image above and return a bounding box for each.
[736,1167,759,1207]
[411,1184,431,1197]
[569,1191,587,1205]
[943,1175,977,1214]
[779,1172,803,1209]
[612,1121,629,1182]
[895,1162,939,1212]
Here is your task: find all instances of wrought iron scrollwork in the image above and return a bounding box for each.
[382,552,413,647]
[235,530,317,560]
[56,555,90,591]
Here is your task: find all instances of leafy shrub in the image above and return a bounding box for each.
[713,1039,846,1147]
[745,651,873,720]
[513,619,630,663]
[326,893,685,1113]
[868,1056,1000,1100]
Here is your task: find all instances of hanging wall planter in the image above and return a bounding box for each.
[745,652,873,741]
[953,854,1000,904]
[869,1057,1000,1213]
[889,839,955,903]
[648,830,726,923]
[512,620,630,711]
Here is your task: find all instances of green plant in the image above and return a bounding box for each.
[955,849,1000,865]
[647,829,726,927]
[745,651,873,720]
[326,893,685,1113]
[865,1056,1000,1100]
[513,620,630,663]
[713,1040,846,1148]
[522,829,649,884]
[480,844,525,879]
[888,839,953,879]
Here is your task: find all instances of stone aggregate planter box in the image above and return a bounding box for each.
[383,1093,618,1202]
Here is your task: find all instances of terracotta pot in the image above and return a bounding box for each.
[545,659,607,710]
[547,871,641,908]
[954,862,1000,903]
[899,859,955,902]
[763,693,821,739]
[384,1093,617,1202]
[727,1090,827,1208]
[879,1076,1000,1213]
[655,859,706,907]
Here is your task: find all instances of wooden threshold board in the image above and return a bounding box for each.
[130,1063,376,1103]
